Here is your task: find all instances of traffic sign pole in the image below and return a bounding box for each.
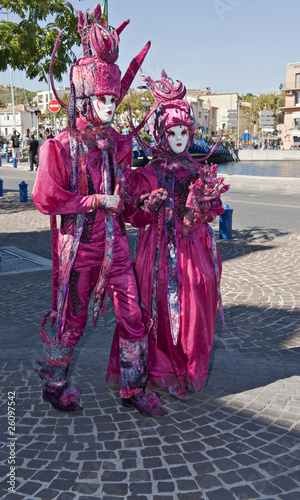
[48,100,61,134]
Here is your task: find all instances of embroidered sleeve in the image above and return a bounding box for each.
[32,136,95,216]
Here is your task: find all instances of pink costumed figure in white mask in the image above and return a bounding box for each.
[32,6,167,416]
[107,71,229,400]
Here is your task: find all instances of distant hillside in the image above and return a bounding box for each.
[0,85,38,107]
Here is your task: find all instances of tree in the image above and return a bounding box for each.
[243,92,285,131]
[0,98,6,108]
[0,1,81,83]
[115,91,155,125]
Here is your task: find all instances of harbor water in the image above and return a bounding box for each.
[217,160,300,178]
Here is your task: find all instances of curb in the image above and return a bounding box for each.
[221,174,300,192]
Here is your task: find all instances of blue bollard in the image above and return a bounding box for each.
[219,204,233,239]
[0,155,2,166]
[6,153,10,163]
[19,181,28,202]
[0,178,3,197]
[13,158,17,168]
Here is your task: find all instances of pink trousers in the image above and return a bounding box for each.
[60,232,145,348]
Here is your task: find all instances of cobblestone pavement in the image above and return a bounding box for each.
[0,192,299,500]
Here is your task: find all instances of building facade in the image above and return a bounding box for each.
[36,87,70,113]
[186,90,250,141]
[0,105,37,138]
[280,62,300,149]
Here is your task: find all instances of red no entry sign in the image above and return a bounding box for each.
[48,99,61,112]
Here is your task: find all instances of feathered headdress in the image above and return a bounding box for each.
[49,4,151,127]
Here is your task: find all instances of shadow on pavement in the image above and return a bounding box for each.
[217,226,289,262]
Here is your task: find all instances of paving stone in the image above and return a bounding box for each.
[14,468,35,480]
[101,471,127,482]
[25,459,49,469]
[218,471,242,484]
[72,482,100,494]
[152,468,172,480]
[102,483,129,496]
[288,469,300,482]
[271,475,299,492]
[213,458,238,471]
[35,489,59,500]
[122,459,137,469]
[230,485,259,499]
[49,479,76,491]
[237,467,266,482]
[129,482,153,494]
[76,450,97,460]
[16,481,42,495]
[177,493,203,500]
[56,494,77,500]
[141,446,161,457]
[258,461,288,476]
[206,447,232,459]
[278,493,300,500]
[193,462,215,474]
[153,496,174,500]
[169,465,191,478]
[157,481,175,493]
[79,471,98,480]
[31,470,57,482]
[142,458,163,470]
[58,471,79,481]
[164,454,186,465]
[232,454,259,466]
[195,473,222,489]
[182,451,208,463]
[206,488,236,500]
[129,470,151,481]
[253,480,282,496]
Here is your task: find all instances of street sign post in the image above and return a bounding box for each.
[48,100,61,113]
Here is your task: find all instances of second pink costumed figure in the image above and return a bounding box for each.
[107,71,229,400]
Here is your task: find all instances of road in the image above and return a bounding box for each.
[222,187,300,232]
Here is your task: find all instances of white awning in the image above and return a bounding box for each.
[261,127,275,132]
[290,129,300,137]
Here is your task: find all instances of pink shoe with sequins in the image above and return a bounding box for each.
[122,390,167,416]
[169,386,189,400]
[43,384,83,412]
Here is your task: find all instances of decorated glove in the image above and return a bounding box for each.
[91,194,124,215]
[182,207,212,237]
[137,188,168,214]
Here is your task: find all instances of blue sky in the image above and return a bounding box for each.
[0,0,299,96]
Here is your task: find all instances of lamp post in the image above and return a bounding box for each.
[236,99,240,148]
[203,110,209,141]
[140,96,151,131]
[1,10,16,130]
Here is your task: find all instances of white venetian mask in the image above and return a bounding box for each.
[165,125,189,154]
[90,95,116,123]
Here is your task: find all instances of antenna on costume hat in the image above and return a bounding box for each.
[49,30,67,110]
[141,69,186,102]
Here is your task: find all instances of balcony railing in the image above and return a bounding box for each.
[280,83,300,91]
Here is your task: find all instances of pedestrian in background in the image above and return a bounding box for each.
[2,140,8,153]
[28,134,39,171]
[10,130,21,160]
[21,129,30,158]
[36,132,46,168]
